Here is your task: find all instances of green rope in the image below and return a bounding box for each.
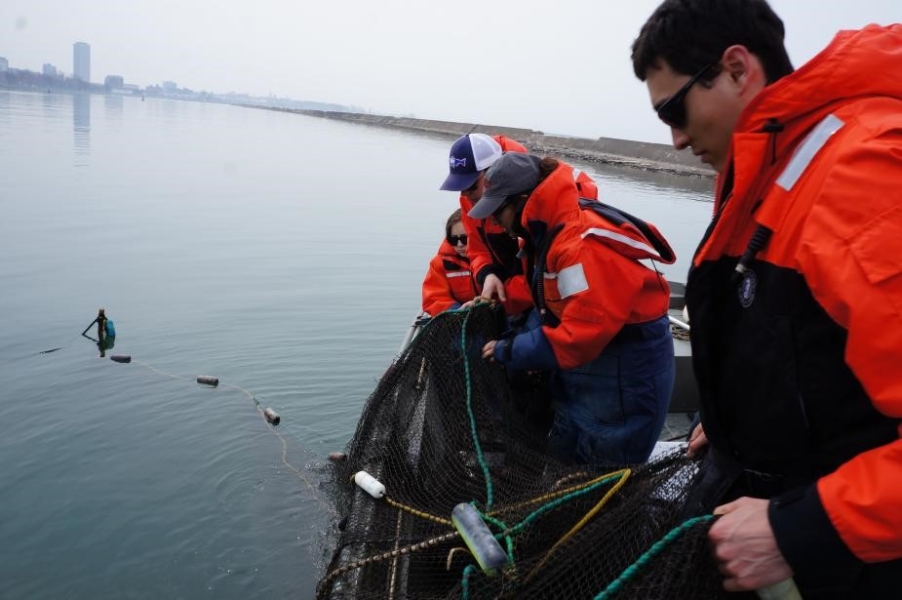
[507,472,624,537]
[460,307,494,509]
[460,564,478,600]
[593,515,715,600]
[457,473,629,596]
[408,308,491,510]
[453,307,630,595]
[442,308,711,598]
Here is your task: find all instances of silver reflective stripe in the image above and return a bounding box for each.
[446,271,472,278]
[544,263,588,299]
[776,114,844,191]
[637,258,658,271]
[581,227,661,259]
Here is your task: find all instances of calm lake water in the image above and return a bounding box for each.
[0,90,713,599]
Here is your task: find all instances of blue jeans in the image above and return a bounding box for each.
[546,315,675,465]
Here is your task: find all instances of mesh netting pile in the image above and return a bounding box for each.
[318,305,728,599]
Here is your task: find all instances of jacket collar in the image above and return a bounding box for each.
[706,25,902,249]
[729,25,902,205]
[520,162,581,241]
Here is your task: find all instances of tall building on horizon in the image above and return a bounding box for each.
[73,42,90,83]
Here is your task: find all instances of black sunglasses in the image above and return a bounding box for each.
[492,193,528,219]
[447,234,468,246]
[655,62,718,129]
[491,200,511,220]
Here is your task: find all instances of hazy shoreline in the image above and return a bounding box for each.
[248,106,714,179]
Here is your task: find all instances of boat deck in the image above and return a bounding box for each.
[660,411,695,442]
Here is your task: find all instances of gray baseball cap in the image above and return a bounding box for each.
[468,153,543,220]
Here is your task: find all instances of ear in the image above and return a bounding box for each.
[720,45,756,88]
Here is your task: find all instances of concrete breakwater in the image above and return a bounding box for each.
[255,107,714,178]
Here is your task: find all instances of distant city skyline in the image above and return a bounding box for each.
[1,42,157,90]
[0,41,361,115]
[0,45,353,115]
[0,43,309,100]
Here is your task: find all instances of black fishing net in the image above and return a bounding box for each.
[318,305,730,599]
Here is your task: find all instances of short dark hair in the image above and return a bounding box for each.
[445,208,463,239]
[631,0,793,84]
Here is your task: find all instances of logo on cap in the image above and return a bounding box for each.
[439,133,503,192]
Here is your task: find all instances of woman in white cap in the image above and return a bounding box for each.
[440,133,599,316]
[439,133,534,318]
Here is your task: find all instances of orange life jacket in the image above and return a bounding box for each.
[518,161,673,369]
[421,239,477,315]
[688,25,902,575]
[461,135,599,316]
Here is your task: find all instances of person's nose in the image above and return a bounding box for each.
[672,127,690,151]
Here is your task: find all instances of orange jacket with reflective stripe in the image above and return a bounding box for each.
[460,135,599,316]
[688,25,902,573]
[520,161,673,369]
[421,240,477,315]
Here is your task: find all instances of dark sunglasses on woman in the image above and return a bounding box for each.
[447,234,468,246]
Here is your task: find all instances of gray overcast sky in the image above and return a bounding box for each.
[2,1,898,144]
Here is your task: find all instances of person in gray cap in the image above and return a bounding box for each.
[440,133,599,316]
[475,152,677,465]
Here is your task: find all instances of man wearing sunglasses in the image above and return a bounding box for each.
[632,0,902,597]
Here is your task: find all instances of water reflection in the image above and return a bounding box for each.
[73,93,91,160]
[104,93,124,123]
[0,92,9,127]
[43,90,62,118]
